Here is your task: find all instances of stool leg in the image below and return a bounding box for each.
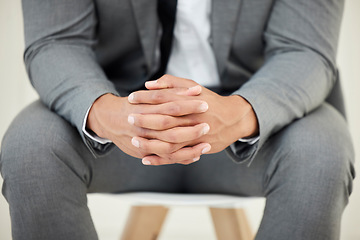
[210,208,253,240]
[120,205,169,240]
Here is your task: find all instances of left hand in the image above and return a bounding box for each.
[129,75,259,165]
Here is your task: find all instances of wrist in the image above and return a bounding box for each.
[228,95,259,139]
[87,93,120,139]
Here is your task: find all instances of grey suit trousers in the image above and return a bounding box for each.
[0,100,355,240]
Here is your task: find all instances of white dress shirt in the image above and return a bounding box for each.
[83,0,259,145]
[166,0,220,87]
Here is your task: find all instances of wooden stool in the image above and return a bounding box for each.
[119,192,260,240]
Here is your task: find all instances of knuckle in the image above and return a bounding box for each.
[136,149,147,159]
[158,75,168,85]
[160,117,171,128]
[195,127,203,138]
[167,143,177,153]
[184,115,197,125]
[162,154,173,162]
[151,92,164,102]
[135,115,143,127]
[162,74,171,81]
[138,127,151,138]
[162,144,172,154]
[164,153,174,162]
[189,151,197,160]
[137,127,146,137]
[140,140,149,151]
[167,103,181,115]
[167,153,175,162]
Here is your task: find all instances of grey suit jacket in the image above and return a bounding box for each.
[21,0,345,163]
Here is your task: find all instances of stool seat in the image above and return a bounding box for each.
[118,192,260,207]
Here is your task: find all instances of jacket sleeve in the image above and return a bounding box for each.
[226,0,344,163]
[22,0,118,156]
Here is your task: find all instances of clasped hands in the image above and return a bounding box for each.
[87,75,258,166]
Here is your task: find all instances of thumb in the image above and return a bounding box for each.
[145,75,201,96]
[145,74,197,89]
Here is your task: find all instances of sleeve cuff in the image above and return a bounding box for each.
[238,136,259,145]
[82,105,113,145]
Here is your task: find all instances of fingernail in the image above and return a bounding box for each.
[142,159,152,165]
[199,102,209,112]
[202,124,210,135]
[131,138,140,148]
[128,93,135,102]
[146,80,158,87]
[188,85,201,93]
[202,145,211,154]
[193,156,200,162]
[128,115,135,125]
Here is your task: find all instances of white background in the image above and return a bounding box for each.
[0,1,359,239]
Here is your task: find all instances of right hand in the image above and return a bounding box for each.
[86,90,212,165]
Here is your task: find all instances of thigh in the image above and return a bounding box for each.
[184,103,355,197]
[1,100,187,240]
[0,100,185,195]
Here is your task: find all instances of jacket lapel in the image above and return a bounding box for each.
[130,0,242,77]
[212,0,242,76]
[130,0,159,72]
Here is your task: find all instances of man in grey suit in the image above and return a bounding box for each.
[0,0,355,239]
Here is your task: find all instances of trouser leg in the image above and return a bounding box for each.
[185,104,355,240]
[0,100,184,240]
[1,100,355,240]
[255,104,355,240]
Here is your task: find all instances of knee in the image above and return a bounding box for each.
[0,101,84,184]
[285,139,354,191]
[266,105,355,196]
